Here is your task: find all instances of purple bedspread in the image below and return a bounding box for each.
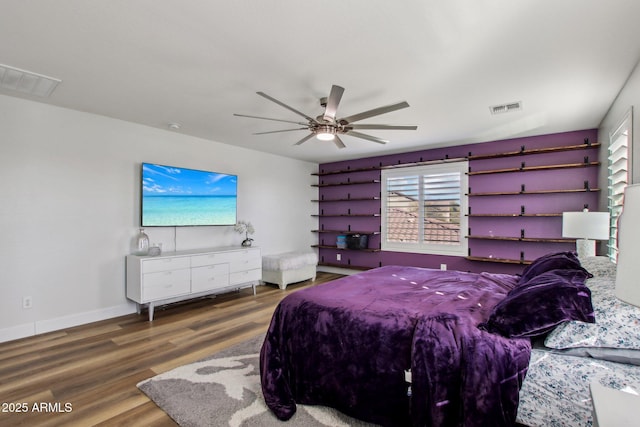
[260,265,531,426]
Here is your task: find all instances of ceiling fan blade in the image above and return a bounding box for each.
[254,128,308,135]
[339,101,410,124]
[334,135,346,149]
[294,133,315,146]
[233,113,308,126]
[256,91,317,123]
[322,85,345,122]
[348,124,418,130]
[345,130,389,145]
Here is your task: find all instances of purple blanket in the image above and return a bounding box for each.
[260,265,531,426]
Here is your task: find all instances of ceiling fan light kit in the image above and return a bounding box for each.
[234,85,417,149]
[316,125,335,141]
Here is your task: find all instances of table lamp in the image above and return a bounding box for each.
[562,209,609,258]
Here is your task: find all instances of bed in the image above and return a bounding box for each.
[260,251,598,426]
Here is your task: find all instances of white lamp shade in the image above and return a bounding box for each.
[616,184,640,307]
[562,211,610,240]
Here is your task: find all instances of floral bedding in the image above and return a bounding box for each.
[516,348,640,427]
[545,276,640,350]
[518,257,640,426]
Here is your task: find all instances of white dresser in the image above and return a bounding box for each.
[126,246,261,320]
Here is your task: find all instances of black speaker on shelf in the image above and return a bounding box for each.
[346,234,369,250]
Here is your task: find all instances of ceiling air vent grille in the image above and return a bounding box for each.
[0,64,61,98]
[490,101,522,115]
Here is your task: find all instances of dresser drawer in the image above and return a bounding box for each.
[230,257,262,273]
[142,269,191,300]
[191,252,236,267]
[236,248,261,261]
[230,268,261,285]
[141,256,190,274]
[191,264,230,293]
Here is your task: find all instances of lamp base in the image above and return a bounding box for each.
[575,239,596,258]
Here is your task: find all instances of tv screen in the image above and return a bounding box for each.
[141,163,237,226]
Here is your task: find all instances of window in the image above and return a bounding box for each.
[381,161,468,256]
[608,109,632,262]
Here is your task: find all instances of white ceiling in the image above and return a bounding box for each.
[1,1,639,163]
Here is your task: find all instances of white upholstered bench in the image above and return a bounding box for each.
[262,251,318,290]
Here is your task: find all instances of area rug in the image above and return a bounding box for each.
[137,334,376,426]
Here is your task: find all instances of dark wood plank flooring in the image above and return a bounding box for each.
[0,272,343,426]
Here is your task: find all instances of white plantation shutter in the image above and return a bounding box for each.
[422,172,462,244]
[608,111,632,262]
[385,175,420,243]
[382,161,468,256]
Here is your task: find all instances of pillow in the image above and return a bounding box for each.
[545,276,640,350]
[519,251,591,284]
[482,269,594,338]
[578,256,617,278]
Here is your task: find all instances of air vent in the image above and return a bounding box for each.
[0,64,61,98]
[489,101,522,115]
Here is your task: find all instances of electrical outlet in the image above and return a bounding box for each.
[336,253,341,261]
[440,264,447,271]
[22,296,33,309]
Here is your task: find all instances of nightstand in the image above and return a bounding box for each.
[590,382,640,426]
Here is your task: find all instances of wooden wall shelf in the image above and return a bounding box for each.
[465,256,532,265]
[468,188,600,196]
[312,180,380,187]
[467,141,600,160]
[466,213,562,217]
[468,161,599,176]
[313,166,381,176]
[313,230,381,235]
[312,197,380,202]
[467,235,575,243]
[312,244,381,253]
[312,214,381,217]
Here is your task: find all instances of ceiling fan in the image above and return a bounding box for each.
[234,85,417,149]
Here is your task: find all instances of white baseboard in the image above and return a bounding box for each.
[0,323,36,343]
[0,303,137,344]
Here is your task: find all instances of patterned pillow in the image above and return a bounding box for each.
[545,276,640,349]
[519,251,591,285]
[483,269,594,338]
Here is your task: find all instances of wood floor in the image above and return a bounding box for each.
[0,272,344,427]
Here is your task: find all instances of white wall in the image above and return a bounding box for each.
[0,94,317,342]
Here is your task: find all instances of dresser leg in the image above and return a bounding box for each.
[148,302,155,321]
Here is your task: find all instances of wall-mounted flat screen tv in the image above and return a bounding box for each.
[141,163,237,226]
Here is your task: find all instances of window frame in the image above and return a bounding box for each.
[608,108,633,262]
[381,160,469,256]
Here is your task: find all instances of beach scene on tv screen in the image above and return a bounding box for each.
[142,163,237,226]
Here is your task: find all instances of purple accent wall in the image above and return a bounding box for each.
[316,129,599,274]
